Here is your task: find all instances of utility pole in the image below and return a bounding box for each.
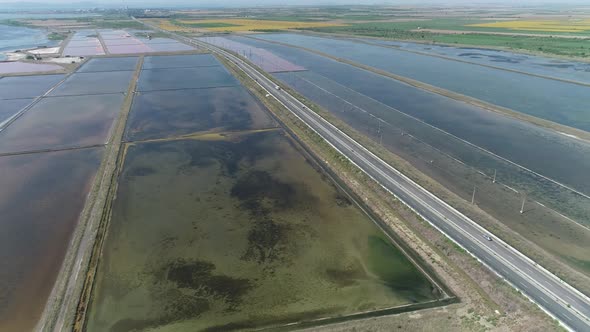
[377,120,382,145]
[520,193,527,214]
[471,185,476,205]
[492,169,497,183]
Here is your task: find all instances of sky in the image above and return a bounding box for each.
[0,0,587,3]
[0,0,588,6]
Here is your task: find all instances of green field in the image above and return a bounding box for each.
[328,19,590,35]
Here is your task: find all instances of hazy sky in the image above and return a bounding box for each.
[0,0,586,3]
[0,0,588,6]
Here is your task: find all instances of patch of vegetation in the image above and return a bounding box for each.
[433,33,590,58]
[445,238,466,254]
[252,15,327,22]
[0,19,32,27]
[48,32,67,40]
[166,259,252,307]
[94,20,145,29]
[564,256,590,274]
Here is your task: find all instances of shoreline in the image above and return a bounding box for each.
[0,23,61,59]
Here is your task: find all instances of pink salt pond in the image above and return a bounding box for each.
[0,61,62,74]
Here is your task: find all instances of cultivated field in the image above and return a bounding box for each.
[149,18,346,32]
[469,19,590,33]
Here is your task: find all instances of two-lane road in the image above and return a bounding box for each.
[136,18,590,331]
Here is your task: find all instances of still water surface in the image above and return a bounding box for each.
[255,33,590,132]
[0,148,102,331]
[0,24,56,52]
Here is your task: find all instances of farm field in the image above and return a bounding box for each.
[145,6,590,58]
[306,22,590,58]
[155,18,346,32]
[85,54,442,331]
[311,18,590,36]
[469,19,590,33]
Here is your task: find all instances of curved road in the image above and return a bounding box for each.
[137,18,590,332]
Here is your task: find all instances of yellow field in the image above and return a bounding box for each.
[144,19,190,32]
[469,19,590,33]
[158,19,345,32]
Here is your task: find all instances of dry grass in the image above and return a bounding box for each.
[469,19,590,32]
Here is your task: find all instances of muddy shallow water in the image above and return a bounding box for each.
[0,148,102,331]
[125,86,277,142]
[86,131,439,331]
[0,94,124,154]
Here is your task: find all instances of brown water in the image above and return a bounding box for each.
[0,148,102,331]
[0,94,124,154]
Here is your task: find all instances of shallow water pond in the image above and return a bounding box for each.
[0,98,31,123]
[0,94,124,154]
[49,71,133,96]
[0,74,64,100]
[125,86,276,142]
[86,131,438,331]
[142,54,220,70]
[0,148,102,331]
[77,57,138,73]
[137,66,239,92]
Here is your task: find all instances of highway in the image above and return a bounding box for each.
[136,18,590,332]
